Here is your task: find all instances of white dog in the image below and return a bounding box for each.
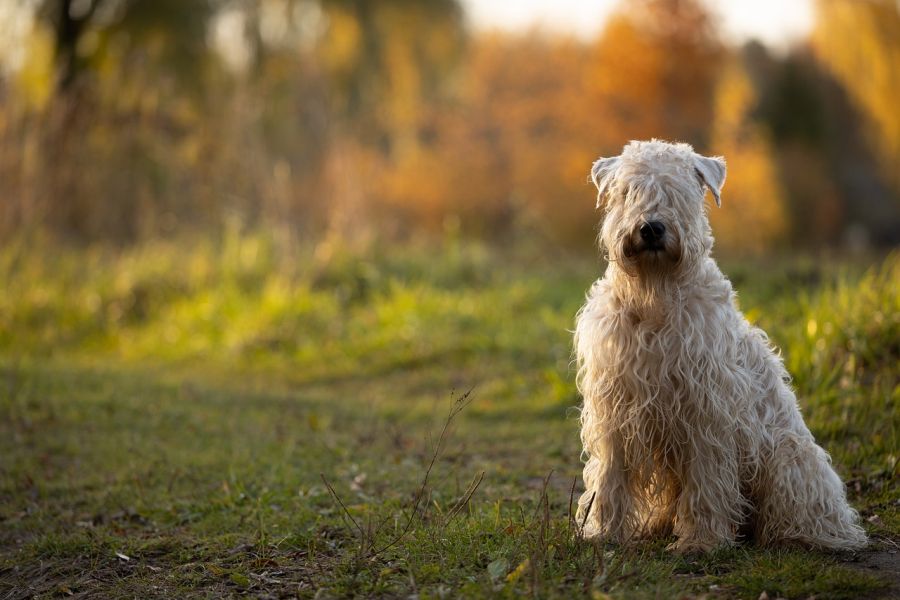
[574,139,867,552]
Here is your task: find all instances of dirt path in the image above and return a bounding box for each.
[843,537,900,599]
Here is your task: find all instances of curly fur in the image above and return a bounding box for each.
[575,139,867,552]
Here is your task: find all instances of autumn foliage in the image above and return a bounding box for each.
[0,0,898,255]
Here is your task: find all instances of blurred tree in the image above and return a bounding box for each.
[587,0,722,148]
[813,0,900,194]
[306,0,468,243]
[757,53,826,147]
[8,0,897,252]
[316,0,465,150]
[708,59,788,255]
[379,32,602,246]
[380,0,729,250]
[746,41,900,247]
[464,34,596,244]
[34,0,219,94]
[5,0,470,242]
[9,0,226,241]
[745,46,843,248]
[38,0,99,92]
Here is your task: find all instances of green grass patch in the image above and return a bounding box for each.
[0,236,897,598]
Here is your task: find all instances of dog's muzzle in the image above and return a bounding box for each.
[639,221,666,251]
[624,220,668,257]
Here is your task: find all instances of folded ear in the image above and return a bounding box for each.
[693,154,726,207]
[589,156,620,209]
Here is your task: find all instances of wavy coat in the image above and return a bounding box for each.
[575,140,867,552]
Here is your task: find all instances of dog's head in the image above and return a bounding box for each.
[590,139,725,278]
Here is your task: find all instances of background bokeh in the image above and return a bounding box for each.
[1,0,899,256]
[2,4,899,597]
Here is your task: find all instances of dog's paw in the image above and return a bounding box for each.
[666,537,722,555]
[578,521,602,540]
[578,521,641,546]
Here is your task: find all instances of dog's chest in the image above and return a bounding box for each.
[612,305,710,403]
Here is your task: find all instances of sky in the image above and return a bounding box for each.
[461,0,815,50]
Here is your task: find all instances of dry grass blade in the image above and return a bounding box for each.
[320,473,366,542]
[443,470,485,527]
[567,476,577,535]
[528,470,554,525]
[369,388,475,558]
[579,491,596,537]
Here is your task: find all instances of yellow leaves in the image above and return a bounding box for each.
[15,26,54,111]
[320,6,362,74]
[485,556,532,586]
[812,0,900,191]
[709,60,789,256]
[713,60,753,136]
[506,557,530,584]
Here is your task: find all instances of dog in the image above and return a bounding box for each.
[574,139,867,552]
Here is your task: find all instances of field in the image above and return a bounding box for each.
[0,235,898,599]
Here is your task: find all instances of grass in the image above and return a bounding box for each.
[0,233,897,598]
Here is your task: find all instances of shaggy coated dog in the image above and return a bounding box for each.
[574,139,867,553]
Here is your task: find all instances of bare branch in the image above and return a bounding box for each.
[320,473,366,541]
[369,388,474,558]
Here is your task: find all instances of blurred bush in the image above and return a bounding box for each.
[0,0,898,255]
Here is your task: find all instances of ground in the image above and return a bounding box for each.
[0,237,897,598]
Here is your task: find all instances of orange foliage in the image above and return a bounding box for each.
[378,33,599,244]
[378,107,512,235]
[377,0,724,247]
[7,0,891,252]
[588,0,721,147]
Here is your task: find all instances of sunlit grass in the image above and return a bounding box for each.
[0,235,897,597]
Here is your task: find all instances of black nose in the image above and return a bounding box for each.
[639,221,666,242]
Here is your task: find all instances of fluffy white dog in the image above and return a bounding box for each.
[574,139,867,552]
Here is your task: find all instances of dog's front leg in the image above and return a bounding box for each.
[670,439,743,553]
[577,430,638,543]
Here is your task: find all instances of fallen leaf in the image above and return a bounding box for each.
[487,558,508,581]
[506,558,530,584]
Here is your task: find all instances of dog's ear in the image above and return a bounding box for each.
[693,154,726,207]
[589,156,620,209]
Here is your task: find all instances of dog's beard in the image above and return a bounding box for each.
[618,231,682,278]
